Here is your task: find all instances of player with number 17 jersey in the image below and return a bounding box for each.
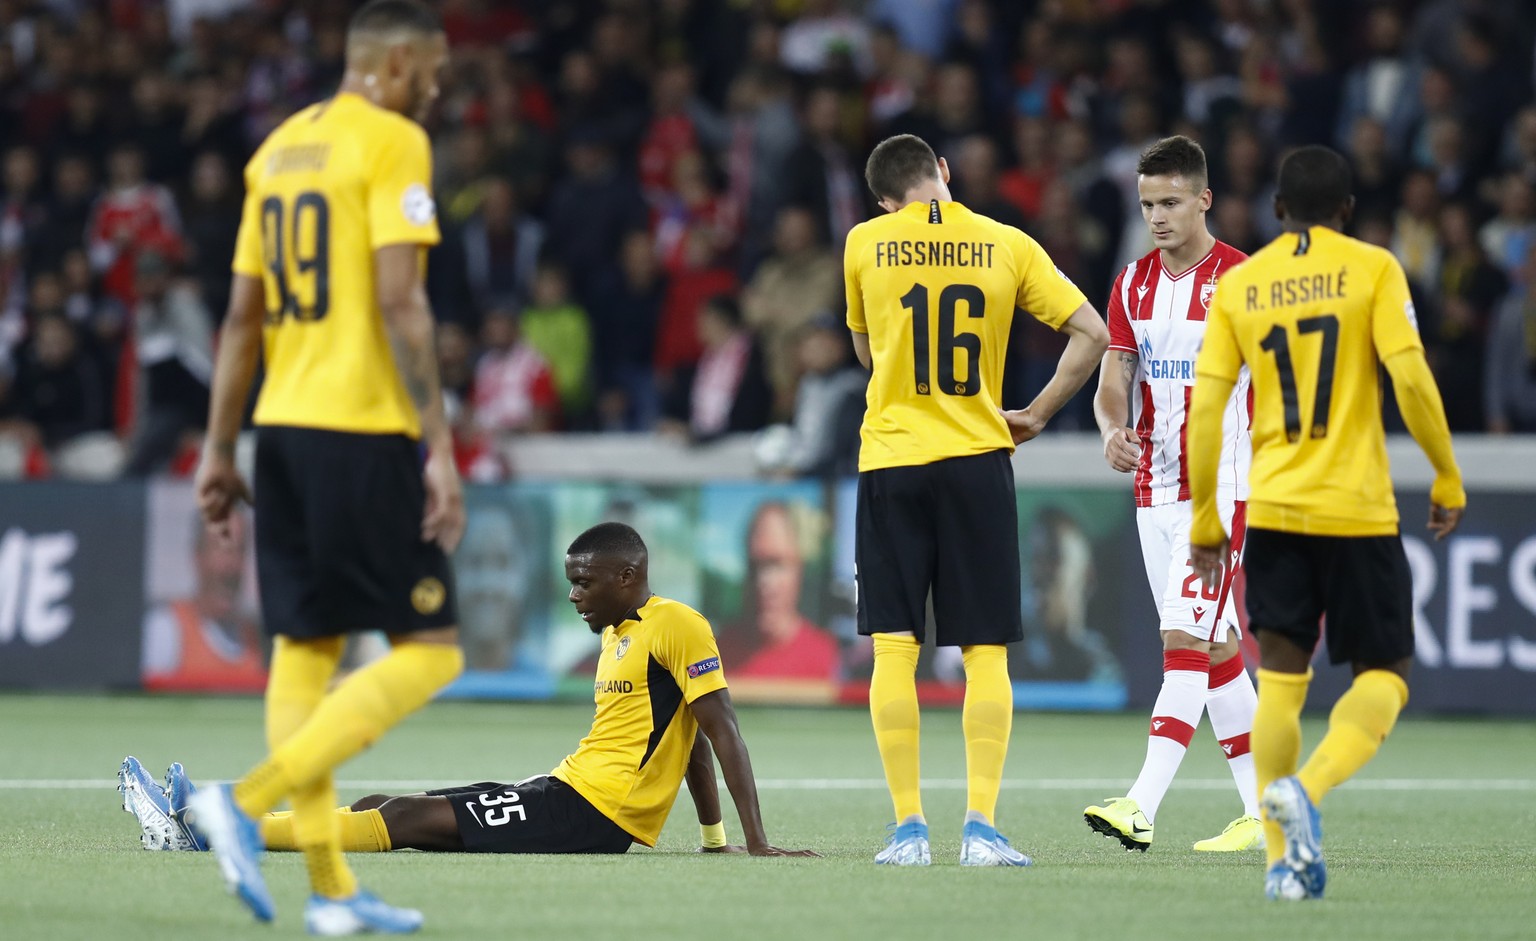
[234,93,441,437]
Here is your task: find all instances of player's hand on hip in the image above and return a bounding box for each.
[422,448,466,553]
[194,453,251,530]
[1190,539,1228,595]
[1427,503,1464,541]
[747,844,822,858]
[1102,425,1140,472]
[1000,407,1046,444]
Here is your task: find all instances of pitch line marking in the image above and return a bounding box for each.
[6,777,1533,791]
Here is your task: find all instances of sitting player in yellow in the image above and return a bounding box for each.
[119,523,817,859]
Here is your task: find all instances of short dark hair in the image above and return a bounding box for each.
[865,134,940,203]
[1277,145,1353,223]
[348,0,441,40]
[702,294,742,327]
[567,522,648,561]
[1137,136,1208,191]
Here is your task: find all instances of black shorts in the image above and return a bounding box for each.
[430,776,633,854]
[855,449,1023,646]
[254,425,457,638]
[1244,527,1414,666]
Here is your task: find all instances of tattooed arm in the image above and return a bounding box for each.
[1093,349,1141,473]
[376,243,464,552]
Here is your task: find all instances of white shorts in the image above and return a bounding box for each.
[1134,496,1247,642]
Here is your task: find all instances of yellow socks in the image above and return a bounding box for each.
[960,645,1012,824]
[235,642,464,817]
[292,779,357,899]
[1253,668,1311,866]
[262,636,345,750]
[1298,670,1409,803]
[262,808,393,853]
[234,636,344,817]
[870,634,923,822]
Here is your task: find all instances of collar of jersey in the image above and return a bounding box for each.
[615,594,658,628]
[900,199,957,219]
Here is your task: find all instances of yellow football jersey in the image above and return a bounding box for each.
[551,595,728,847]
[232,92,440,438]
[1195,226,1424,536]
[845,200,1086,471]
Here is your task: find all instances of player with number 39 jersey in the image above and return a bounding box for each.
[234,93,441,437]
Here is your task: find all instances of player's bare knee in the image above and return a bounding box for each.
[1209,634,1242,665]
[1159,628,1212,654]
[380,795,462,851]
[350,794,391,812]
[1354,656,1412,681]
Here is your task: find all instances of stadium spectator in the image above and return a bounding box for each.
[949,133,1028,231]
[1,146,45,286]
[1480,173,1536,279]
[1054,120,1125,277]
[128,71,188,185]
[654,227,738,385]
[87,143,183,308]
[124,251,213,475]
[638,63,714,209]
[1346,117,1404,225]
[741,205,841,419]
[519,263,593,427]
[436,321,475,426]
[592,229,664,432]
[58,248,127,393]
[863,23,918,131]
[459,177,544,313]
[1393,170,1443,287]
[52,85,114,169]
[2,311,107,458]
[1334,4,1419,154]
[652,149,736,272]
[660,294,770,443]
[757,314,866,479]
[1174,32,1243,135]
[178,152,241,320]
[30,155,97,277]
[542,132,646,311]
[1430,202,1507,432]
[996,116,1051,221]
[472,307,559,436]
[722,65,801,270]
[785,85,865,250]
[780,0,871,78]
[1505,106,1536,179]
[1487,242,1536,434]
[868,0,954,63]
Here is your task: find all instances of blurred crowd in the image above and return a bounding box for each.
[2,0,1536,481]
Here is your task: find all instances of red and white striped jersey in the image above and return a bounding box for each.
[1107,241,1252,508]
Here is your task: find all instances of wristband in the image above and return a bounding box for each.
[700,821,728,848]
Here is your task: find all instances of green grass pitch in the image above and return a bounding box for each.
[3,694,1533,940]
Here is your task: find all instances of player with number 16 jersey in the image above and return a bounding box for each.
[844,134,1107,867]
